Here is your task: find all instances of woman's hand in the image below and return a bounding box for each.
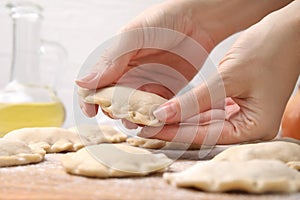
[76,0,218,118]
[76,0,291,119]
[139,1,300,144]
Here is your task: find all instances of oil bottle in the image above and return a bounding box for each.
[0,2,65,136]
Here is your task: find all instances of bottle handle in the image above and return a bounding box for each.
[40,40,68,90]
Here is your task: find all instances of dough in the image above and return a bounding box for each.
[213,141,300,163]
[126,137,203,150]
[61,143,172,178]
[0,138,45,167]
[4,126,127,153]
[4,127,84,153]
[287,161,300,170]
[163,160,300,193]
[78,86,167,126]
[127,137,165,149]
[68,124,127,144]
[273,137,300,145]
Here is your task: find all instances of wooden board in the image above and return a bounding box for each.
[0,154,299,200]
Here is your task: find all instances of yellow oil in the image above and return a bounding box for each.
[0,101,65,137]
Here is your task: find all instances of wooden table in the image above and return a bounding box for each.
[0,154,299,200]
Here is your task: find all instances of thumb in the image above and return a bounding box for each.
[153,74,227,124]
[76,28,145,89]
[75,52,135,89]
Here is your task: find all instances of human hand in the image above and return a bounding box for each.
[76,0,292,130]
[139,1,300,144]
[76,0,219,118]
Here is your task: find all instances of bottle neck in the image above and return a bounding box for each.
[9,3,42,86]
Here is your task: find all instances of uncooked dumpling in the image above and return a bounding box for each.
[213,141,300,163]
[163,160,300,193]
[61,143,172,178]
[4,127,84,153]
[78,86,167,126]
[0,138,45,167]
[126,137,203,150]
[4,126,127,153]
[68,124,127,145]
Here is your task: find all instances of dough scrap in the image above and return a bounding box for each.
[61,143,172,178]
[287,161,300,170]
[68,125,127,144]
[4,127,83,153]
[78,86,167,126]
[213,141,300,163]
[0,138,45,167]
[127,137,165,149]
[126,137,203,150]
[163,160,300,193]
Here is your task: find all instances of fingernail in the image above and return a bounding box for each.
[76,72,99,83]
[153,102,177,122]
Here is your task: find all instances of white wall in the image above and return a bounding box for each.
[0,0,240,127]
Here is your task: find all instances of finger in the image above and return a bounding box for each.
[182,109,226,125]
[139,124,204,144]
[139,124,218,145]
[76,52,136,89]
[139,120,253,145]
[225,97,236,106]
[225,102,240,119]
[79,98,99,117]
[181,104,238,126]
[138,83,174,99]
[76,26,147,89]
[153,73,227,124]
[122,119,139,129]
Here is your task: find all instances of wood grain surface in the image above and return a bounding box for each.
[0,154,299,200]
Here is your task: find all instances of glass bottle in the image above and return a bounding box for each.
[0,2,66,136]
